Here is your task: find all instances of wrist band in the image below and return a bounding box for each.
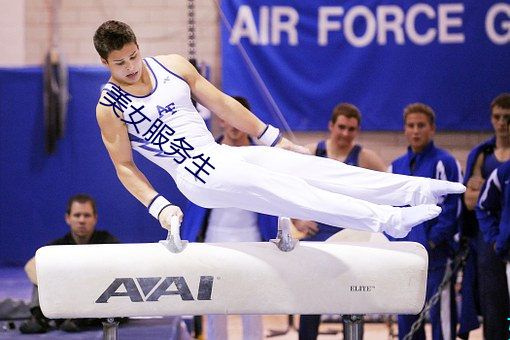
[148,194,172,220]
[258,124,282,147]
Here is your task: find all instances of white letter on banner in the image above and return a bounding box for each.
[438,4,465,43]
[271,6,299,45]
[377,5,405,45]
[406,4,436,45]
[230,5,259,45]
[486,3,510,45]
[259,7,269,45]
[344,6,377,47]
[318,7,345,46]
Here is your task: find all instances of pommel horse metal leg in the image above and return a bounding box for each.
[102,318,119,340]
[343,314,363,340]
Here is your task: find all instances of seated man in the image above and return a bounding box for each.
[19,194,120,334]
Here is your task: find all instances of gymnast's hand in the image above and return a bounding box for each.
[276,137,311,154]
[158,204,184,231]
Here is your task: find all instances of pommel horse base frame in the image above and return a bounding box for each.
[35,218,428,340]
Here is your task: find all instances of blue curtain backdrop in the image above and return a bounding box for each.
[0,67,186,265]
[221,0,510,131]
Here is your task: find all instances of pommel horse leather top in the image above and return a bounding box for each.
[36,220,428,319]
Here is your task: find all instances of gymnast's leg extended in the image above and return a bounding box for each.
[176,147,446,238]
[227,145,465,206]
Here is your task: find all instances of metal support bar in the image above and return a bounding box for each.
[343,314,363,340]
[187,0,196,60]
[102,318,119,340]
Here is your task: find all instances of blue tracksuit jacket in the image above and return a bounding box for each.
[476,160,510,258]
[388,141,462,269]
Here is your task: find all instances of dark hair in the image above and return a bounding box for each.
[331,103,361,126]
[490,93,510,113]
[93,20,138,60]
[233,96,251,111]
[403,103,435,125]
[66,194,97,215]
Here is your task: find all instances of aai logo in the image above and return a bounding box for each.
[96,276,214,303]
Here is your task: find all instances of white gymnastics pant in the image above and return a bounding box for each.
[175,145,436,234]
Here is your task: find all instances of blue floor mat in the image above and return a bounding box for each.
[1,317,193,339]
[0,267,195,339]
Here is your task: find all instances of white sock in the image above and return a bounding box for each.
[429,180,466,199]
[386,204,442,238]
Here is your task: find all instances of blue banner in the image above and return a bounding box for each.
[221,1,510,131]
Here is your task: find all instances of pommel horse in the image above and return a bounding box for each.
[36,217,428,340]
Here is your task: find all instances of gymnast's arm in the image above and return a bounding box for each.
[95,100,183,230]
[160,54,309,153]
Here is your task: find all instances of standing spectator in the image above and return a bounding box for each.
[296,102,386,340]
[460,93,510,340]
[388,103,462,340]
[477,160,510,263]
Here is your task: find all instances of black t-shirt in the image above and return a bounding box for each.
[47,230,120,246]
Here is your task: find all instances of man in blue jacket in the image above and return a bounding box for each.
[388,103,462,340]
[181,96,277,340]
[474,116,510,340]
[460,93,510,340]
[477,160,510,261]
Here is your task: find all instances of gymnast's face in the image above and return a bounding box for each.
[404,112,435,154]
[329,115,360,148]
[65,201,98,244]
[101,42,143,85]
